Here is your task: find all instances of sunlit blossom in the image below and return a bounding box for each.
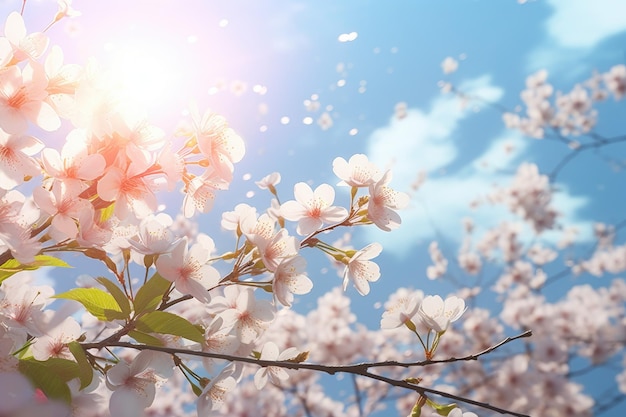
[418,295,467,333]
[380,291,423,329]
[100,176,148,221]
[2,12,49,64]
[367,170,410,232]
[280,182,348,235]
[155,237,221,302]
[254,341,298,389]
[214,287,274,344]
[197,371,236,415]
[107,351,174,417]
[342,242,382,296]
[191,109,245,182]
[31,316,81,360]
[273,255,312,307]
[333,154,381,187]
[0,63,60,134]
[0,128,43,190]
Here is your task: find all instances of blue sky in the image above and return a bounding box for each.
[4,0,626,415]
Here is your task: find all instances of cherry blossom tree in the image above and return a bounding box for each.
[0,3,625,417]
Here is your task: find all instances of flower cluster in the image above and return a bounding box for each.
[502,66,626,138]
[489,162,558,233]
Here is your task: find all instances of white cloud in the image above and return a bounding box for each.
[528,0,626,72]
[368,76,503,184]
[363,77,592,258]
[546,0,626,49]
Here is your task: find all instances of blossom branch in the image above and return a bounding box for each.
[81,330,532,417]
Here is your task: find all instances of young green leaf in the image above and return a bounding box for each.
[68,341,94,390]
[53,288,126,321]
[133,272,171,315]
[135,311,204,343]
[426,398,459,416]
[18,358,78,403]
[0,255,71,284]
[95,277,131,317]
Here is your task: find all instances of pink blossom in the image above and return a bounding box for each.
[129,213,178,255]
[273,255,313,307]
[0,190,41,263]
[31,316,81,360]
[155,238,221,302]
[75,206,113,248]
[214,287,274,344]
[107,351,174,417]
[44,45,82,118]
[380,291,423,329]
[201,317,240,373]
[342,242,382,296]
[254,341,298,389]
[253,228,299,273]
[418,295,467,333]
[197,369,237,415]
[0,128,43,190]
[40,131,105,193]
[221,203,257,235]
[2,12,49,64]
[182,169,228,218]
[332,154,381,187]
[255,172,281,192]
[191,109,245,182]
[97,164,157,220]
[156,145,184,192]
[33,181,89,239]
[0,62,60,134]
[105,113,166,165]
[53,0,82,23]
[367,170,409,231]
[241,212,275,244]
[280,182,348,235]
[0,276,54,340]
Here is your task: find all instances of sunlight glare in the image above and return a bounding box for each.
[105,41,181,110]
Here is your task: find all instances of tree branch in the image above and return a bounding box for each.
[81,330,532,417]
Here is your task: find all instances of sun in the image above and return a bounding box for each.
[103,40,182,111]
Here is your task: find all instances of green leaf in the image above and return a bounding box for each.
[136,311,204,343]
[128,330,165,346]
[53,287,126,321]
[95,277,131,317]
[426,399,458,416]
[68,341,94,390]
[133,273,171,315]
[0,255,71,284]
[18,358,77,403]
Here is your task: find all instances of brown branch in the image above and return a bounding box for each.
[81,330,532,417]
